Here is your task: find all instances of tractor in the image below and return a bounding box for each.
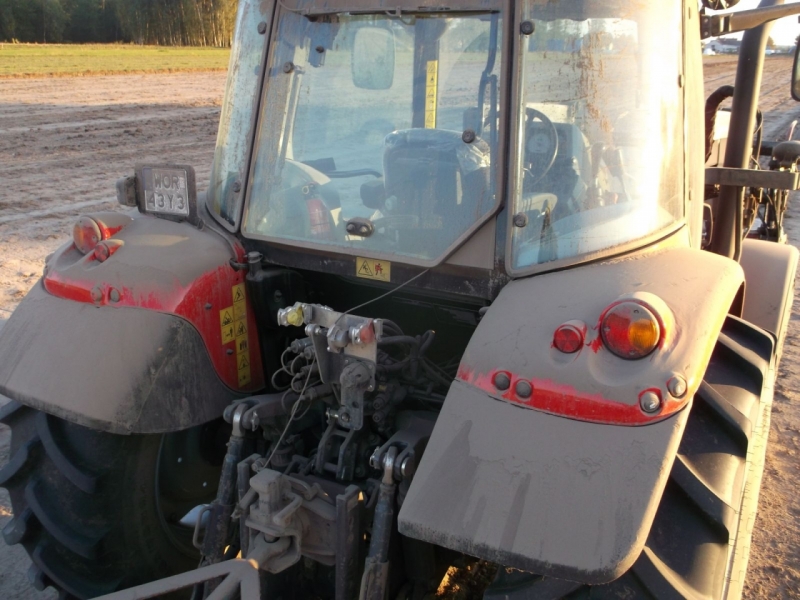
[2,0,800,598]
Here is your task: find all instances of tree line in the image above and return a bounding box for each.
[0,0,238,46]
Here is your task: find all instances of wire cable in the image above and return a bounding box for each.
[262,356,317,469]
[340,269,429,318]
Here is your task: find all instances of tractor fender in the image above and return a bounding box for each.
[739,238,799,353]
[398,246,744,583]
[0,211,264,434]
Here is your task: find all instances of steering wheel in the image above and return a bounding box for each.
[523,108,559,185]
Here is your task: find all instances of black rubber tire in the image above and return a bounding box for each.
[485,316,776,600]
[0,403,225,599]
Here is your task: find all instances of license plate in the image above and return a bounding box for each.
[141,167,191,217]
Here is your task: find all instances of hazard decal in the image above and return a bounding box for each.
[425,60,438,129]
[217,283,252,387]
[219,307,235,344]
[356,257,391,282]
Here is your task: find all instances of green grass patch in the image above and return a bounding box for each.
[0,43,231,77]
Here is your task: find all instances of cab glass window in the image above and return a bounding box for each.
[243,10,503,264]
[511,1,684,270]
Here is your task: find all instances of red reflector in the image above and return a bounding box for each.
[306,198,333,239]
[73,216,102,255]
[553,322,584,354]
[601,301,661,359]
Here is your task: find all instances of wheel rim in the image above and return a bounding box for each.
[154,420,230,557]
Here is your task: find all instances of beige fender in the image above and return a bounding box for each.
[398,246,745,583]
[739,238,799,359]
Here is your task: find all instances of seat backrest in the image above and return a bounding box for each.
[383,129,491,231]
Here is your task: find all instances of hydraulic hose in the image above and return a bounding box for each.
[705,85,735,162]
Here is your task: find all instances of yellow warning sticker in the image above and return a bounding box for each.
[230,282,251,387]
[356,257,391,282]
[220,306,235,343]
[235,332,249,354]
[234,319,248,338]
[233,301,247,322]
[425,60,438,129]
[237,352,251,387]
[232,283,246,305]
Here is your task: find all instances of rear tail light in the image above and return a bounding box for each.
[73,217,102,254]
[553,321,585,354]
[306,197,334,239]
[73,213,132,255]
[601,301,661,359]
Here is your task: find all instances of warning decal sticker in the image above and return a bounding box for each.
[232,283,251,386]
[356,257,391,282]
[220,307,235,344]
[425,60,438,129]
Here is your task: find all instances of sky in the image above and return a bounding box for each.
[718,0,800,45]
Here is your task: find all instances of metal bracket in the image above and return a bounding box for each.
[92,537,290,600]
[701,3,800,39]
[705,167,800,191]
[339,359,375,430]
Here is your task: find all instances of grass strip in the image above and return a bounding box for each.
[0,44,230,78]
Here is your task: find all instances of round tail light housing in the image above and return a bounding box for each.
[601,301,661,359]
[73,216,102,255]
[553,322,585,354]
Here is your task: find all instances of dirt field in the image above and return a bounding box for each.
[0,56,799,598]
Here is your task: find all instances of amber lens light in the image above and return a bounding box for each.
[73,216,102,254]
[553,323,584,354]
[601,302,661,359]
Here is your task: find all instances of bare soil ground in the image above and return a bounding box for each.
[0,57,799,598]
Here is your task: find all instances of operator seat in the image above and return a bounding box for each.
[382,128,492,256]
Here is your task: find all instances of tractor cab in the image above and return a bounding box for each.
[207,0,688,290]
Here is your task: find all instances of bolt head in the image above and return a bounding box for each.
[515,380,533,399]
[109,288,121,303]
[90,286,103,304]
[493,371,511,391]
[462,129,476,144]
[667,375,687,398]
[513,212,529,228]
[520,20,535,35]
[257,21,267,34]
[640,391,662,414]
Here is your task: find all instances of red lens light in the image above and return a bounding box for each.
[554,323,584,354]
[601,301,661,359]
[73,216,102,254]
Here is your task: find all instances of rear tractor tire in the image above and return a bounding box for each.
[0,402,227,599]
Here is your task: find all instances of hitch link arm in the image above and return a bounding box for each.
[359,446,400,600]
